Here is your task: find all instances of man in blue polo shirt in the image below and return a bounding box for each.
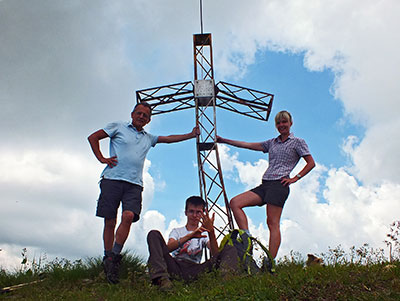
[88,102,199,284]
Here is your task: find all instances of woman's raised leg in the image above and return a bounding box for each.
[230,191,262,230]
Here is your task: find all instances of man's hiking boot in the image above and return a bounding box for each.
[159,277,173,291]
[102,256,113,276]
[261,256,276,275]
[106,253,122,284]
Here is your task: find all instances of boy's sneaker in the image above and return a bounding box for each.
[106,253,122,284]
[159,277,173,291]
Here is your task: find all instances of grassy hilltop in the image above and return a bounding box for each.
[1,221,399,299]
[1,245,399,300]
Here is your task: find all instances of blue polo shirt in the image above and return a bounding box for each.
[100,122,158,187]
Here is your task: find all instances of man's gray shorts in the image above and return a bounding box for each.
[96,178,143,222]
[250,180,290,208]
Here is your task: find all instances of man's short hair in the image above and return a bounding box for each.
[185,196,206,211]
[133,101,152,114]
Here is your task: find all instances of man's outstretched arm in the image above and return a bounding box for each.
[88,129,118,167]
[157,126,200,144]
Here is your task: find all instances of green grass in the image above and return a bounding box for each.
[1,250,399,300]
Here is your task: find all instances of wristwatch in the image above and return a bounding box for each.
[296,174,302,179]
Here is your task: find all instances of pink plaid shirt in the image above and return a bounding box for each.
[261,133,310,180]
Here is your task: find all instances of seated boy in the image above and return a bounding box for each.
[147,196,238,289]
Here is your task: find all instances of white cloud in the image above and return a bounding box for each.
[1,149,100,187]
[142,159,155,212]
[0,245,41,272]
[341,120,400,185]
[142,210,166,235]
[216,144,268,189]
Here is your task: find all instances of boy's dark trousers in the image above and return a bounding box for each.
[147,230,239,282]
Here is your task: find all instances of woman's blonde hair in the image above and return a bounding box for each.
[275,111,293,124]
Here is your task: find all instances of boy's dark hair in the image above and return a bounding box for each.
[185,196,206,211]
[133,101,152,114]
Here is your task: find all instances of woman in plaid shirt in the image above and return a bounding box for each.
[217,111,315,259]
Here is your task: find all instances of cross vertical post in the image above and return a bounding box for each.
[193,33,234,235]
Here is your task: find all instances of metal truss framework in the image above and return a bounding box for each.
[136,33,274,238]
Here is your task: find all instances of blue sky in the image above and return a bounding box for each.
[1,0,399,269]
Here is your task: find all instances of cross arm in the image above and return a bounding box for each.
[136,81,195,115]
[215,81,274,121]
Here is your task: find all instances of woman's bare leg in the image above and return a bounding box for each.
[230,191,262,230]
[266,204,283,258]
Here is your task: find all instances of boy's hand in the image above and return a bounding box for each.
[200,209,215,233]
[190,226,208,238]
[100,156,118,168]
